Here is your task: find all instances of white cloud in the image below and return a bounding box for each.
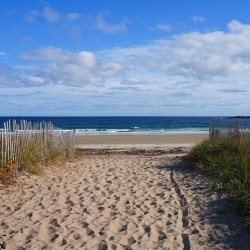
[0,64,26,87]
[25,7,128,35]
[26,76,46,86]
[96,14,128,33]
[4,20,250,88]
[192,15,206,23]
[148,21,250,79]
[1,20,250,115]
[19,47,121,86]
[228,19,250,32]
[156,23,172,32]
[25,10,40,23]
[20,37,33,43]
[43,6,61,22]
[25,6,61,23]
[66,13,81,21]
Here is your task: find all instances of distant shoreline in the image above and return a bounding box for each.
[226,116,250,119]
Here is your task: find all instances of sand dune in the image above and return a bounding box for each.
[0,150,249,249]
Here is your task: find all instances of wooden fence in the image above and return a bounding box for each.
[0,120,75,170]
[209,123,249,140]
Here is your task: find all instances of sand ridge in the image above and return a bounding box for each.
[0,151,249,249]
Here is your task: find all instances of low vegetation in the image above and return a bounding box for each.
[189,127,250,225]
[0,120,76,184]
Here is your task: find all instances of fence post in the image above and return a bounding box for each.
[0,120,76,172]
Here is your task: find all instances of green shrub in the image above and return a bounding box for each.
[189,135,250,225]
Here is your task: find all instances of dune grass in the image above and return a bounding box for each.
[0,120,76,184]
[0,139,77,184]
[189,133,250,225]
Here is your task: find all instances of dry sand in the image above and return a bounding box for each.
[0,148,249,249]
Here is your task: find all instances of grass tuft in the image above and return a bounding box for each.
[189,133,250,225]
[0,120,76,182]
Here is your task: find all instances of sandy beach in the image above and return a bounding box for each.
[0,140,249,249]
[75,134,208,145]
[76,134,208,151]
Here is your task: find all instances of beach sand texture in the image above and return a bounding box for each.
[0,151,249,249]
[75,134,208,145]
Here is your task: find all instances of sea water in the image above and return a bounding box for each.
[1,116,249,135]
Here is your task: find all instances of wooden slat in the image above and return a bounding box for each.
[0,120,76,172]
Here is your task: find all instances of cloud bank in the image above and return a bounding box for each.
[19,47,122,87]
[1,20,250,114]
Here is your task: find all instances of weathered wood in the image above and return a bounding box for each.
[0,120,76,171]
[209,124,249,140]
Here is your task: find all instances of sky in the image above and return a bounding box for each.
[1,0,250,116]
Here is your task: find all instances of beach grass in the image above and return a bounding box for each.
[21,141,75,175]
[0,141,77,184]
[189,134,250,225]
[0,120,76,184]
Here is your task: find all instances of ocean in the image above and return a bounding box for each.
[0,116,249,135]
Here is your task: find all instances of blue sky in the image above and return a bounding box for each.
[1,0,250,116]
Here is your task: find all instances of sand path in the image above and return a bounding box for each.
[0,152,249,249]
